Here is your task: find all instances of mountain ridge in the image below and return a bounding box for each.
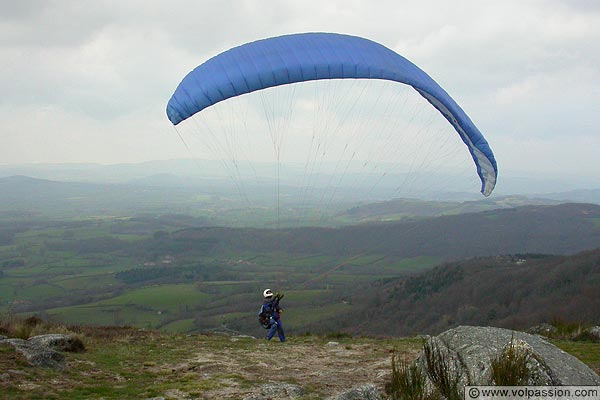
[172,203,600,259]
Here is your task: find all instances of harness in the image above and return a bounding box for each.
[258,293,284,329]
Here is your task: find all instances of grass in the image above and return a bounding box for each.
[44,283,210,328]
[388,353,434,400]
[543,317,599,342]
[47,304,165,328]
[55,273,119,290]
[19,283,66,299]
[96,284,209,311]
[159,318,197,333]
[383,256,442,273]
[422,340,465,400]
[284,302,352,327]
[490,339,532,385]
[551,340,600,375]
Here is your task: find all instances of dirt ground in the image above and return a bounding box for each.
[171,337,419,399]
[149,334,423,399]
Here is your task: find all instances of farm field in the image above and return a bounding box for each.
[0,214,440,335]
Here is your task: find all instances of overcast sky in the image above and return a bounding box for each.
[1,0,599,184]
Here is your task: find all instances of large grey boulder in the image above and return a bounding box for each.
[3,338,65,370]
[328,384,382,400]
[416,326,600,386]
[1,333,82,370]
[28,333,85,352]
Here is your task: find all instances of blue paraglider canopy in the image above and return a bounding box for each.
[166,32,497,196]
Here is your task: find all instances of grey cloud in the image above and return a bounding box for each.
[0,0,599,175]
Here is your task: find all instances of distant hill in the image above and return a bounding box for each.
[336,195,562,222]
[326,247,600,336]
[173,203,600,259]
[2,160,600,204]
[0,175,221,218]
[5,173,597,227]
[540,189,600,204]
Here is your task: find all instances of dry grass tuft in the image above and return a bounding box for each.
[423,340,464,400]
[388,352,438,400]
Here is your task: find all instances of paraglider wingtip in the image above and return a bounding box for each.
[481,181,496,197]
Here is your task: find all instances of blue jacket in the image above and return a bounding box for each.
[260,298,281,320]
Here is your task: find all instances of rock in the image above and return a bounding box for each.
[243,383,305,399]
[0,335,7,341]
[327,341,340,346]
[329,384,382,400]
[3,337,65,369]
[1,334,83,370]
[587,326,600,341]
[415,326,600,387]
[13,342,65,370]
[28,334,85,352]
[4,338,27,347]
[527,323,557,336]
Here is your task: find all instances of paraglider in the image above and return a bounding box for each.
[166,32,499,338]
[166,32,497,196]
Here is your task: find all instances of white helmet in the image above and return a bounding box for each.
[263,288,273,299]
